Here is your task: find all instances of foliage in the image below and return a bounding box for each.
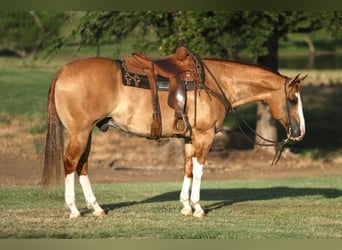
[316,11,342,39]
[48,11,342,60]
[0,11,64,58]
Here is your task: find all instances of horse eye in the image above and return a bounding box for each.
[288,97,298,105]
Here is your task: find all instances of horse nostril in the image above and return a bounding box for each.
[289,121,301,139]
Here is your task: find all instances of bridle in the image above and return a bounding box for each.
[201,62,297,165]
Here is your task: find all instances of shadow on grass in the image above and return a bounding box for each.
[101,186,342,215]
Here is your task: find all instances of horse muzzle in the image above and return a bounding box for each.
[288,120,305,141]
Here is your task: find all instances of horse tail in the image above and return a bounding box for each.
[41,71,64,188]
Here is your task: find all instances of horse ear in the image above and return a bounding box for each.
[299,74,308,83]
[290,73,308,86]
[289,74,300,86]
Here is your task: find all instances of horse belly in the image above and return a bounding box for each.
[109,89,177,137]
[110,104,151,136]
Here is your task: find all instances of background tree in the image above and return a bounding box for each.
[0,11,64,58]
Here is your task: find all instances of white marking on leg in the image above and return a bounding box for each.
[180,176,192,215]
[79,175,105,216]
[65,172,80,218]
[296,92,305,140]
[190,157,203,203]
[191,157,205,218]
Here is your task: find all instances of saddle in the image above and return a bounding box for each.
[123,46,201,139]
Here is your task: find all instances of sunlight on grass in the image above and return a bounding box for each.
[0,177,341,239]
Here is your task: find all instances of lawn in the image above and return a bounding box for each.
[0,177,341,239]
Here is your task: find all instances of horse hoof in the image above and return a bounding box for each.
[181,208,193,216]
[69,212,81,219]
[193,210,206,218]
[93,210,106,217]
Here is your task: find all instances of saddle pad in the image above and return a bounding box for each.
[117,59,196,91]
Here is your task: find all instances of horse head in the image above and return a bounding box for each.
[269,74,307,142]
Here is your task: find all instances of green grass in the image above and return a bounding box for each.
[0,68,54,116]
[1,177,342,239]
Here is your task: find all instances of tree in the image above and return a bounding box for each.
[0,11,64,58]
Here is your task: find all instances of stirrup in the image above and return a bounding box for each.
[173,115,189,134]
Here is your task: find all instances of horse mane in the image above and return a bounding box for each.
[203,58,284,77]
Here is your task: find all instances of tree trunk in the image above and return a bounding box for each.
[254,36,279,153]
[28,11,45,58]
[303,36,315,54]
[255,102,278,153]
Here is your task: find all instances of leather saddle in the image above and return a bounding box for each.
[133,46,196,77]
[123,46,199,139]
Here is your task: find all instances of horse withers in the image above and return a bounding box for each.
[42,54,306,218]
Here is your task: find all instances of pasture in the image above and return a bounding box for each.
[1,177,342,239]
[0,57,342,239]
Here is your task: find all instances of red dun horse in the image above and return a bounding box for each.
[42,56,306,218]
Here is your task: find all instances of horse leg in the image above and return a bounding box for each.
[181,129,215,218]
[77,132,105,217]
[64,130,92,218]
[190,156,205,218]
[180,142,194,216]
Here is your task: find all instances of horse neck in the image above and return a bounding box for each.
[204,59,285,107]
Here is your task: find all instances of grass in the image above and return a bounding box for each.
[0,67,54,116]
[0,177,342,239]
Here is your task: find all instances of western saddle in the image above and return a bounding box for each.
[123,45,202,139]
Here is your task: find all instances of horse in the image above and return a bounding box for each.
[42,56,306,218]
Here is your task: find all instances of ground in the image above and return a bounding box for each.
[1,128,341,186]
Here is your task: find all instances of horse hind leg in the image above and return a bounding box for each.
[65,171,80,218]
[77,132,105,217]
[64,133,83,218]
[64,131,104,218]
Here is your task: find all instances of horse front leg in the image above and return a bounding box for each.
[180,129,213,218]
[190,156,205,218]
[180,142,194,216]
[180,152,206,218]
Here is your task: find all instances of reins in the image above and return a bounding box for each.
[201,61,294,165]
[231,109,293,165]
